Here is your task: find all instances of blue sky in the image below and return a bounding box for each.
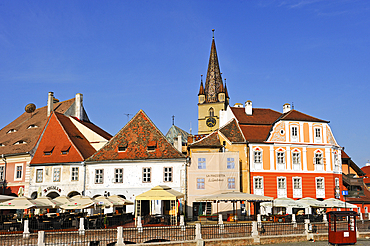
[0,0,369,166]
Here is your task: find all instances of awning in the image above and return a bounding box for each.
[136,185,184,201]
[0,195,15,202]
[60,195,94,210]
[196,191,273,202]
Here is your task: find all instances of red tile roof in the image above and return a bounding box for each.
[87,110,185,162]
[240,125,272,143]
[219,119,245,143]
[0,98,75,155]
[30,112,96,164]
[280,110,329,123]
[230,107,281,125]
[189,131,222,148]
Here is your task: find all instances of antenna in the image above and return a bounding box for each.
[292,102,294,110]
[172,115,175,125]
[124,113,132,123]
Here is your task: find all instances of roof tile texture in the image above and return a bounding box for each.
[87,110,184,162]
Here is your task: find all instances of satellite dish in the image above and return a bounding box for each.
[25,103,36,113]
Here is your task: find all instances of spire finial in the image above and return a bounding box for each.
[212,29,215,39]
[201,74,203,82]
[172,115,175,125]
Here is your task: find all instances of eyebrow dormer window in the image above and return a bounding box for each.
[27,124,38,129]
[14,140,26,145]
[0,143,4,147]
[7,129,17,134]
[147,141,157,151]
[44,146,55,156]
[118,142,128,152]
[61,145,71,155]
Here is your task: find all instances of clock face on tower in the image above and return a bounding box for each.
[206,117,216,127]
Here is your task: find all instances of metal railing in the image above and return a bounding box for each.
[201,223,252,239]
[258,222,305,236]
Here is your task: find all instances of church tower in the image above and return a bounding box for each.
[198,30,229,134]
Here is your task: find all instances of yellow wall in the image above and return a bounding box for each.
[198,102,225,134]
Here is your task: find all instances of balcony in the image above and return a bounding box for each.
[342,174,364,186]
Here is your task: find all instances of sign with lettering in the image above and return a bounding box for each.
[44,186,61,193]
[206,174,225,182]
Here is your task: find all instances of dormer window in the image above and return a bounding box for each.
[61,145,71,155]
[118,142,128,152]
[27,124,38,129]
[44,146,55,156]
[7,129,17,134]
[147,141,157,151]
[14,140,26,145]
[0,143,4,147]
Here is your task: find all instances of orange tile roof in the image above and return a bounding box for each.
[87,110,185,162]
[30,112,96,164]
[0,98,75,155]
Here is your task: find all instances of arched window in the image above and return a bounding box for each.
[209,108,214,117]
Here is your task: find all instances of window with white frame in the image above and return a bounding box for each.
[71,167,79,181]
[228,178,235,189]
[316,177,325,198]
[292,152,301,171]
[277,177,287,198]
[314,127,322,143]
[36,169,43,183]
[277,151,285,170]
[143,168,151,183]
[227,158,235,169]
[15,165,22,179]
[53,168,60,182]
[314,152,324,171]
[198,158,206,169]
[365,207,368,213]
[293,177,302,198]
[115,168,123,183]
[0,166,4,182]
[254,150,262,170]
[291,126,298,142]
[95,169,103,184]
[164,167,172,182]
[197,178,205,189]
[254,177,264,195]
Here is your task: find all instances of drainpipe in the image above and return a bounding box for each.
[185,156,191,221]
[1,154,6,194]
[82,161,86,196]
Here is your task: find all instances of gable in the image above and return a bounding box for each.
[0,98,75,156]
[189,131,222,148]
[30,112,96,164]
[87,110,184,162]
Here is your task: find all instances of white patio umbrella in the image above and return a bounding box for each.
[108,195,134,206]
[93,196,114,208]
[261,198,309,209]
[0,197,50,209]
[60,195,94,210]
[53,196,72,206]
[0,195,16,202]
[297,197,326,208]
[323,198,357,209]
[34,197,62,208]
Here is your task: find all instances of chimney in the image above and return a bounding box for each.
[75,93,83,120]
[283,103,291,114]
[245,100,252,115]
[47,92,54,117]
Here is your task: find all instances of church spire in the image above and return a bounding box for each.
[204,29,223,103]
[198,75,205,95]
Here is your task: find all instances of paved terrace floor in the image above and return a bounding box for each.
[269,238,370,246]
